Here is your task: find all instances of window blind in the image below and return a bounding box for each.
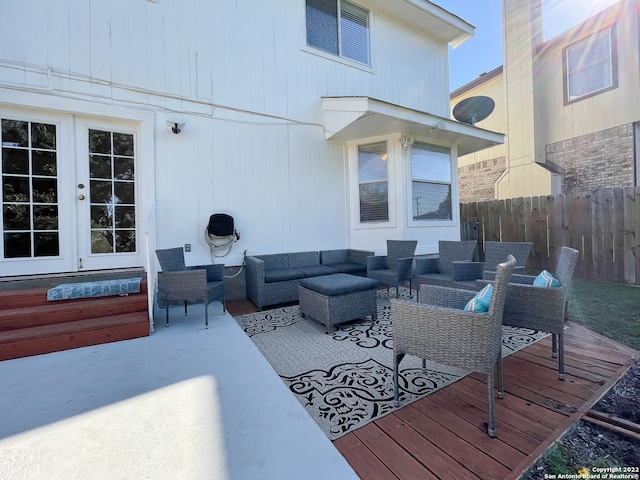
[567,29,613,101]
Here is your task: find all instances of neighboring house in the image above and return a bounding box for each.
[0,0,501,289]
[453,0,640,203]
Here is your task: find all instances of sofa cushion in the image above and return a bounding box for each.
[264,268,305,283]
[325,262,367,275]
[258,254,289,271]
[288,251,320,268]
[297,265,338,277]
[320,249,349,264]
[300,273,378,296]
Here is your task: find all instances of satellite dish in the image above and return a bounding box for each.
[453,96,495,126]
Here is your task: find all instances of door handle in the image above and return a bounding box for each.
[78,194,85,201]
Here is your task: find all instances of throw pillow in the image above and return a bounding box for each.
[533,270,561,287]
[464,284,493,312]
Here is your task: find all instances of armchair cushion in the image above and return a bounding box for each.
[464,284,493,312]
[533,270,561,287]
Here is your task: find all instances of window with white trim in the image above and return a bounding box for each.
[411,143,452,221]
[565,28,616,103]
[306,0,370,65]
[358,142,388,223]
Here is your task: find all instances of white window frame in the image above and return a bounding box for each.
[348,136,396,230]
[407,141,456,226]
[565,27,616,104]
[304,0,371,67]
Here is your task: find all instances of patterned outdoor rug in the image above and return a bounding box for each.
[235,287,549,440]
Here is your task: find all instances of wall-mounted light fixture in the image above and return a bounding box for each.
[399,136,414,149]
[166,120,185,134]
[429,121,447,134]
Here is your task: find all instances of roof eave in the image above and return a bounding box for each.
[322,97,504,156]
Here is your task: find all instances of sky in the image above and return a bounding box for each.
[431,0,623,92]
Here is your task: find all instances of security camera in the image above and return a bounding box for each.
[166,121,185,134]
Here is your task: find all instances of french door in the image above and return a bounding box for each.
[1,110,143,276]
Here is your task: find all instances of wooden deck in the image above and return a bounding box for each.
[227,300,639,480]
[0,274,149,361]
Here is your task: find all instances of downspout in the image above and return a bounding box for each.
[144,201,157,333]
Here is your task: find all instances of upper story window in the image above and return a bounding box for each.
[358,142,388,223]
[411,142,452,221]
[306,0,370,65]
[565,27,617,103]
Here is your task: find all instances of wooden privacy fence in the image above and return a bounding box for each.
[460,186,640,285]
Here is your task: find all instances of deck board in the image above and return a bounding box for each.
[335,321,638,480]
[227,298,639,480]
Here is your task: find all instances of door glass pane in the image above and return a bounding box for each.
[34,232,59,256]
[3,204,31,229]
[1,118,59,259]
[3,176,30,201]
[32,178,58,203]
[114,181,134,204]
[115,206,135,228]
[91,205,113,228]
[91,230,113,254]
[113,133,134,156]
[88,130,111,154]
[31,123,56,149]
[90,180,113,203]
[87,129,136,254]
[33,205,58,230]
[89,154,112,178]
[1,119,29,147]
[4,232,31,257]
[2,149,29,174]
[114,157,134,180]
[115,230,136,252]
[32,151,57,176]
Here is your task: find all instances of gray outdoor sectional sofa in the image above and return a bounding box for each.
[245,249,374,310]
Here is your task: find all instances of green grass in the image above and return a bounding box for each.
[568,278,640,350]
[545,445,570,476]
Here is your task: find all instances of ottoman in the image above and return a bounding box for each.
[298,273,378,332]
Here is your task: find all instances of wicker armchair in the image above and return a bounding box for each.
[391,255,516,437]
[367,240,417,298]
[156,247,225,328]
[414,240,478,294]
[478,246,579,380]
[452,241,532,287]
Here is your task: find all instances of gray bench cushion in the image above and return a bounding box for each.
[300,273,378,296]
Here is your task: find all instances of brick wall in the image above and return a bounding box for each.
[546,124,636,194]
[458,156,506,203]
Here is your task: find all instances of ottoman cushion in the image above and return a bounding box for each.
[300,273,378,296]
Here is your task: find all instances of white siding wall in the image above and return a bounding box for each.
[0,0,452,267]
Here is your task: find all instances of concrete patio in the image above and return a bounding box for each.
[0,303,359,480]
